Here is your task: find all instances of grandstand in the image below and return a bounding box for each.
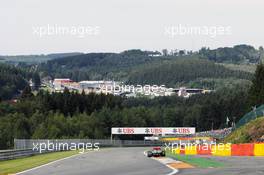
[196,128,233,139]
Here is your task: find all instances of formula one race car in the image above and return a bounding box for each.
[147,147,166,157]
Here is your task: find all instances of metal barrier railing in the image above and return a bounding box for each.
[0,149,56,161]
[236,104,264,128]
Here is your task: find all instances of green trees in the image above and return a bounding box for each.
[0,113,30,149]
[13,114,30,139]
[249,64,264,107]
[0,63,28,100]
[0,86,250,149]
[0,63,41,100]
[32,72,41,88]
[21,86,34,99]
[35,90,122,116]
[38,51,159,81]
[199,45,261,63]
[0,115,14,149]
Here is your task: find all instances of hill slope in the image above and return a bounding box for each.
[225,117,264,143]
[127,59,253,87]
[38,50,173,81]
[0,52,83,64]
[38,49,254,89]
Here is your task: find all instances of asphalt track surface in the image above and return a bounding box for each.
[18,147,172,175]
[17,147,264,175]
[179,155,264,175]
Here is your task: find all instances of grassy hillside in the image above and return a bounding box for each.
[224,117,264,143]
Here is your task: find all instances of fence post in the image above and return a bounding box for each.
[14,138,16,150]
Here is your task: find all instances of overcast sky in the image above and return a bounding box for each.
[0,0,263,55]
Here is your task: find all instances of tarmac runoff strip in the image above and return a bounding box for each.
[153,157,194,173]
[143,151,194,175]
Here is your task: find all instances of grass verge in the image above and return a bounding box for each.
[0,151,79,175]
[166,151,225,168]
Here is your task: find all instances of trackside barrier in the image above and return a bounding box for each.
[197,144,212,155]
[0,139,163,161]
[170,143,264,157]
[254,144,264,156]
[231,143,254,156]
[211,144,231,156]
[180,149,185,154]
[185,145,197,155]
[171,148,181,154]
[13,139,163,150]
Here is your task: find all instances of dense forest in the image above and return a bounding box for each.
[0,83,250,149]
[199,45,264,63]
[0,63,40,100]
[127,59,252,87]
[36,45,259,89]
[38,50,165,81]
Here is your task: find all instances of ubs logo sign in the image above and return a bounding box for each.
[150,128,162,134]
[122,128,134,134]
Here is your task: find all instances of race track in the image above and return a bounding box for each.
[17,147,172,175]
[16,147,264,175]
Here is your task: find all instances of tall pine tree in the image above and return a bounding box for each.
[249,63,264,106]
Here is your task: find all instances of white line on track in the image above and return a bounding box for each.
[165,164,179,175]
[143,151,148,156]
